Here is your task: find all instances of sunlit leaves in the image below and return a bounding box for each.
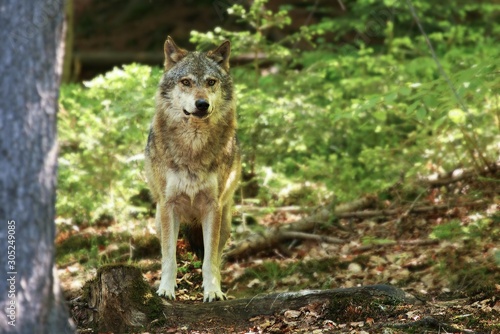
[58,64,161,222]
[448,108,466,125]
[58,0,500,220]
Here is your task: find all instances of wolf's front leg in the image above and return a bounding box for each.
[156,202,180,299]
[201,206,226,302]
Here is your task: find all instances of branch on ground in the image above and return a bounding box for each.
[226,196,377,261]
[227,195,486,261]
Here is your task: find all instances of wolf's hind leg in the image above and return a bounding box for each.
[156,202,180,299]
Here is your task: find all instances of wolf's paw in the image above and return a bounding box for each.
[203,289,227,302]
[157,278,176,300]
[157,287,176,300]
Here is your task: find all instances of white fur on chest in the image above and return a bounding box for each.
[165,169,217,203]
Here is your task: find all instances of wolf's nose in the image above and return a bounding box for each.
[195,99,210,112]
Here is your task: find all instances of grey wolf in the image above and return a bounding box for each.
[144,36,240,302]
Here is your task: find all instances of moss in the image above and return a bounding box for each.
[56,234,95,261]
[326,292,403,323]
[98,264,165,326]
[132,234,160,259]
[56,232,133,265]
[126,267,164,322]
[81,276,96,303]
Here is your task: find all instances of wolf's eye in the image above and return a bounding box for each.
[207,79,216,86]
[181,79,191,87]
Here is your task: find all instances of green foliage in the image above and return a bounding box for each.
[58,64,161,222]
[191,0,499,204]
[495,251,500,267]
[430,220,465,240]
[243,260,301,291]
[361,237,396,246]
[430,217,493,241]
[58,0,499,222]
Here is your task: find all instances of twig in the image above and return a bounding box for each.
[336,200,486,219]
[402,239,440,246]
[398,187,428,221]
[353,239,439,252]
[235,205,312,216]
[59,257,88,269]
[303,0,321,27]
[280,231,344,244]
[337,0,346,11]
[336,205,437,219]
[292,0,321,48]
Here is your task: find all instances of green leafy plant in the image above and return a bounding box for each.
[58,64,161,222]
[190,0,499,204]
[57,0,499,222]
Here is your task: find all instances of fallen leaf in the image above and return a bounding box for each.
[284,310,302,319]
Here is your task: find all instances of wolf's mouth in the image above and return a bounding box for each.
[183,109,210,119]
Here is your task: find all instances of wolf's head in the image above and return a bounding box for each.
[157,36,234,123]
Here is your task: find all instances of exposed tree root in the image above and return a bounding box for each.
[78,265,418,332]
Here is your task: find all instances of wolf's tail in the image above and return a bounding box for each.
[181,224,204,261]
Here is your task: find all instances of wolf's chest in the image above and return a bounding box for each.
[165,169,218,204]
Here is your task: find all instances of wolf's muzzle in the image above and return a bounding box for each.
[195,99,210,111]
[184,99,210,118]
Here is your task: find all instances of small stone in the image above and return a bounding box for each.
[348,262,362,273]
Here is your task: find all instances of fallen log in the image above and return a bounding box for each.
[227,198,486,261]
[421,161,499,187]
[226,196,377,261]
[78,265,418,333]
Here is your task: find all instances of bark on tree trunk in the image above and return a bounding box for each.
[0,1,74,333]
[80,265,164,333]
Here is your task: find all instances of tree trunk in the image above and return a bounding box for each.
[80,265,164,333]
[62,0,74,83]
[0,1,74,333]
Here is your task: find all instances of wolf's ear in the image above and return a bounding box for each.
[207,40,231,71]
[164,36,188,71]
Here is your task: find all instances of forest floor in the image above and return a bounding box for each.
[56,166,500,333]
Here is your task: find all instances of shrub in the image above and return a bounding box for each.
[57,0,499,222]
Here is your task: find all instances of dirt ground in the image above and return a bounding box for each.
[57,168,500,333]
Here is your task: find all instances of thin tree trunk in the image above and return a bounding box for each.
[62,0,74,83]
[0,1,74,333]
